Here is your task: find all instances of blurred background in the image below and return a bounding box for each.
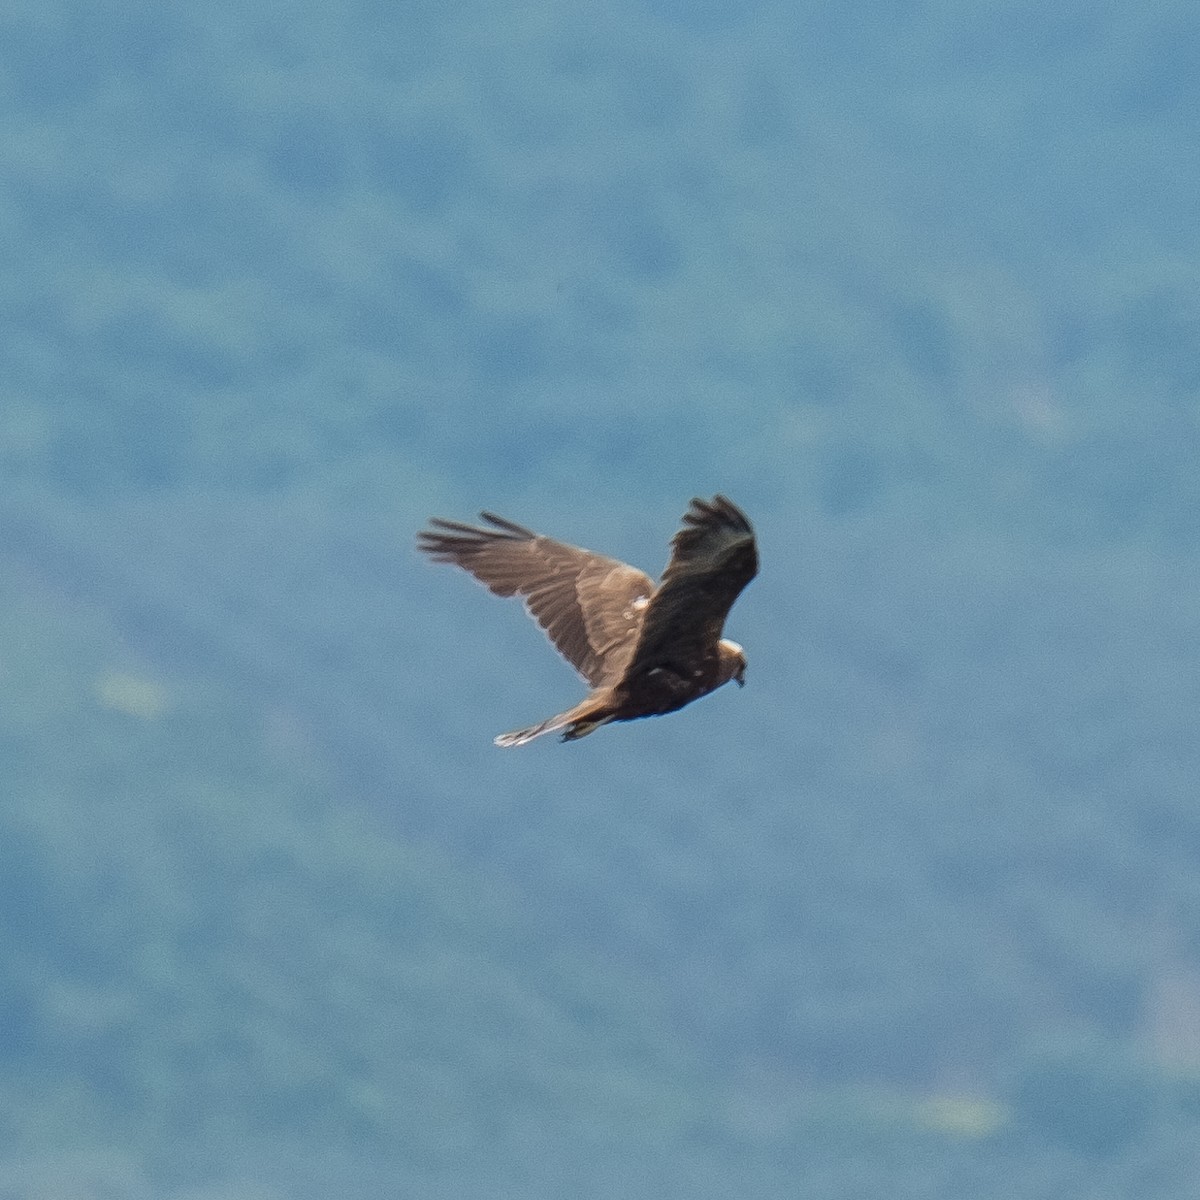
[3,0,1200,1195]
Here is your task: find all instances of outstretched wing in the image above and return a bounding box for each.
[417,512,654,688]
[624,495,757,677]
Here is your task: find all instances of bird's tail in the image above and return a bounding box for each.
[494,699,613,748]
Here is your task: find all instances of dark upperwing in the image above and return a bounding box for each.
[621,495,757,679]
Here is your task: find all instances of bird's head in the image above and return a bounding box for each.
[717,639,747,688]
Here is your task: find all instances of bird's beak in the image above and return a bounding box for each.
[736,671,746,688]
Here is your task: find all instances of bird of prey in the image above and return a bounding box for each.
[417,495,757,746]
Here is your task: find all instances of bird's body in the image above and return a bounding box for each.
[417,495,757,746]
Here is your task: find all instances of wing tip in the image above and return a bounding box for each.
[416,512,536,558]
[680,494,753,535]
[478,512,536,538]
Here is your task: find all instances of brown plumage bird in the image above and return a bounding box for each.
[417,495,757,746]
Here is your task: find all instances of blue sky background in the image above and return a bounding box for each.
[3,0,1200,1195]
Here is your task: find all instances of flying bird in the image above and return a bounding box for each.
[417,495,757,746]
